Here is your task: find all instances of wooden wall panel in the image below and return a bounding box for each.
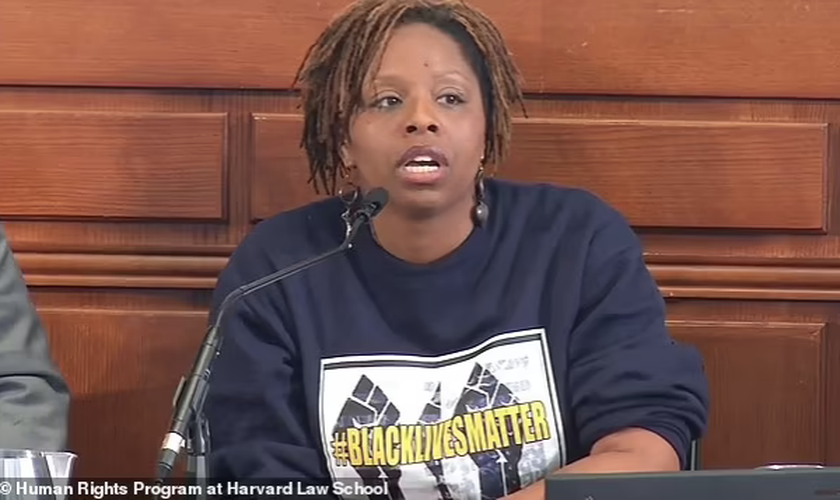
[0,0,539,91]
[665,301,840,467]
[251,114,322,220]
[539,0,840,97]
[252,114,829,230]
[0,111,227,220]
[38,307,206,478]
[0,0,342,90]
[652,264,840,301]
[501,119,828,230]
[670,321,826,468]
[2,0,839,482]
[3,0,840,97]
[14,253,224,289]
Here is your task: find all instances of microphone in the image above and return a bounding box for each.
[154,187,389,484]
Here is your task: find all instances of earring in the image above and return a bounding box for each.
[472,165,489,227]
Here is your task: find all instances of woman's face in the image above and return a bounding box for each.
[342,22,486,219]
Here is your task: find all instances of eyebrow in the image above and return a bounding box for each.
[372,70,472,87]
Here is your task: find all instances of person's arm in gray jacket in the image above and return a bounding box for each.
[0,223,69,451]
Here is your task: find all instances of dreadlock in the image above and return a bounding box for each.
[293,0,526,196]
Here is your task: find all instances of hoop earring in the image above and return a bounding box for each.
[472,165,489,227]
[338,182,360,238]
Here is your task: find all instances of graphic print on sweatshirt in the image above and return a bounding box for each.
[319,328,566,499]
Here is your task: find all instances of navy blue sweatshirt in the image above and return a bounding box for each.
[204,179,709,498]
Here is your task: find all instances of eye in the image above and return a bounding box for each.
[372,95,402,109]
[439,93,466,106]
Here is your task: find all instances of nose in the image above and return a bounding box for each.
[404,98,439,134]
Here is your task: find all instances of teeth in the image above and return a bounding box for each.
[403,165,439,172]
[412,155,434,162]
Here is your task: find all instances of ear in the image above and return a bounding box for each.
[340,142,354,168]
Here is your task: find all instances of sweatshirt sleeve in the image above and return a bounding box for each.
[566,204,710,468]
[204,246,327,481]
[0,224,70,452]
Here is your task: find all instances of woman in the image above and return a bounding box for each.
[205,0,709,498]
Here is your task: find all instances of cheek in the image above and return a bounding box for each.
[344,123,377,165]
[461,111,486,154]
[352,116,388,148]
[459,125,486,164]
[344,132,390,186]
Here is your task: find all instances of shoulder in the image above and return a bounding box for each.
[0,223,11,262]
[247,196,344,251]
[0,224,24,285]
[216,197,345,291]
[488,178,634,245]
[0,227,70,452]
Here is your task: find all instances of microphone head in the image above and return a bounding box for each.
[343,187,390,244]
[363,187,389,217]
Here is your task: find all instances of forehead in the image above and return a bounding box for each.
[369,22,478,83]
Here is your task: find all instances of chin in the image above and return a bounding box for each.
[390,189,453,219]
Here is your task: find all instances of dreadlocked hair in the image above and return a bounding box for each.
[293,0,526,196]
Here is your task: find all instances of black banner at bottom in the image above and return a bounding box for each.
[0,477,393,499]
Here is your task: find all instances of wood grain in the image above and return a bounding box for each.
[252,115,829,230]
[661,287,840,302]
[38,308,206,478]
[4,0,840,98]
[14,252,225,288]
[825,326,840,465]
[665,301,840,467]
[0,0,343,90]
[670,321,826,468]
[0,110,227,220]
[500,118,828,230]
[652,265,840,288]
[539,0,840,97]
[23,275,217,289]
[17,252,840,302]
[653,265,840,301]
[251,114,324,220]
[0,0,539,91]
[2,89,840,254]
[3,0,840,479]
[15,253,226,277]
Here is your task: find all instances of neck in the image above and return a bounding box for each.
[370,204,475,265]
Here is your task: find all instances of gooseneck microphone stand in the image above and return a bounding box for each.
[186,411,211,498]
[152,188,389,499]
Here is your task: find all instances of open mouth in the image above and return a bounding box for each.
[401,155,441,172]
[395,146,449,184]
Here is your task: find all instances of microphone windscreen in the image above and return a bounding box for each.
[364,187,389,216]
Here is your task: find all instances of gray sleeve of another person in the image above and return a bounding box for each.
[0,223,70,451]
